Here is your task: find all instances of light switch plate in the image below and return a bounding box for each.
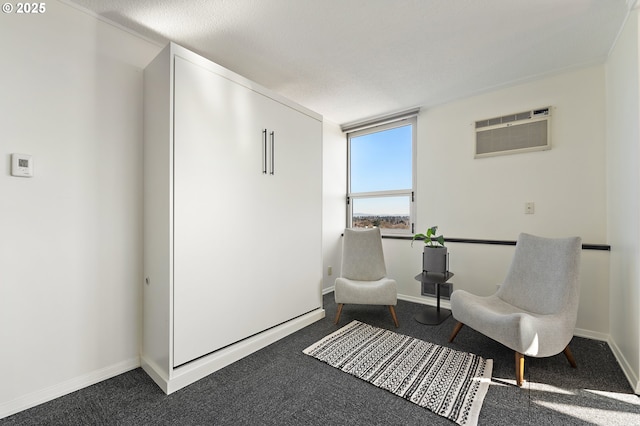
[11,153,33,177]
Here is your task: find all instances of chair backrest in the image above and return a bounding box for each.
[341,228,387,281]
[497,233,582,315]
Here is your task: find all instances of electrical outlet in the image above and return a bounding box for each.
[525,202,535,214]
[328,266,333,276]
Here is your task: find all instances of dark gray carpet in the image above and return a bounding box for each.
[2,293,639,425]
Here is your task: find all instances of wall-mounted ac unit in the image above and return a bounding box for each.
[475,107,551,158]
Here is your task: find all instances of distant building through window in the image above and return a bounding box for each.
[346,114,416,235]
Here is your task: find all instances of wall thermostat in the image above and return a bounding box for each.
[11,153,33,177]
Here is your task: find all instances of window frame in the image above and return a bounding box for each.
[346,116,417,235]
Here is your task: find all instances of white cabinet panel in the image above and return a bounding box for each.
[172,56,261,365]
[144,44,323,388]
[252,92,323,318]
[170,55,322,366]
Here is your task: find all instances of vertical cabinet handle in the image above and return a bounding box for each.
[270,131,275,175]
[262,129,268,174]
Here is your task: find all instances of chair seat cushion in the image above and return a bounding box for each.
[450,289,575,357]
[335,277,397,305]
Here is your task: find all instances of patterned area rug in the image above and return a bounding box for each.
[303,321,493,426]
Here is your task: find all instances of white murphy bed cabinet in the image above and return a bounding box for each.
[142,43,325,393]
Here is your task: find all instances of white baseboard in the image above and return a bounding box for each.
[324,288,448,309]
[0,357,140,420]
[573,328,609,342]
[398,293,451,309]
[140,357,170,394]
[143,308,326,395]
[608,336,640,393]
[399,293,611,342]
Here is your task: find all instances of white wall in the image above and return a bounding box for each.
[322,120,347,292]
[606,7,640,392]
[410,66,610,338]
[0,1,160,417]
[324,66,611,338]
[416,67,607,243]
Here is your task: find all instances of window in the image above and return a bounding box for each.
[347,115,416,234]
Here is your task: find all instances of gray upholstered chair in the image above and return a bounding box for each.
[334,227,399,327]
[448,233,582,386]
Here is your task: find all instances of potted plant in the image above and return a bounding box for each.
[412,226,448,273]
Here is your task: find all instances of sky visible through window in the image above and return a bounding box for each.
[350,124,412,215]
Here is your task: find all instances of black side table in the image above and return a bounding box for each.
[414,271,454,325]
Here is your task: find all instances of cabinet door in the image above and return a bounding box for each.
[172,57,264,366]
[252,94,323,323]
[172,57,321,367]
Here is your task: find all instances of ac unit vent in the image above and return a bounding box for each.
[475,107,551,158]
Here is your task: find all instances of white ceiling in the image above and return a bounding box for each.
[69,0,633,125]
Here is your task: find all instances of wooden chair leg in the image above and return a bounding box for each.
[449,322,464,342]
[388,305,399,328]
[563,345,577,368]
[515,352,525,387]
[334,303,344,325]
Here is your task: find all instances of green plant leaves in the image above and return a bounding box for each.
[412,225,445,247]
